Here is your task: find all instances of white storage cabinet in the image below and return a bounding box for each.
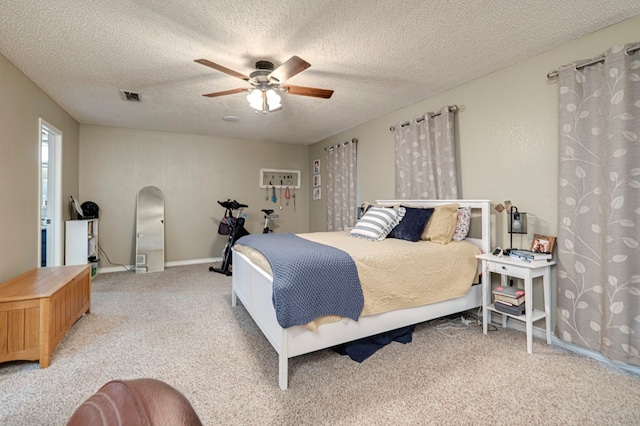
[65,219,98,276]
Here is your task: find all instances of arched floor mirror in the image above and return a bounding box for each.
[135,186,165,273]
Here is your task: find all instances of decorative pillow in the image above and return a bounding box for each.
[452,206,471,241]
[388,207,434,242]
[421,203,459,244]
[349,207,406,241]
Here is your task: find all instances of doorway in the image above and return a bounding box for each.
[39,119,62,267]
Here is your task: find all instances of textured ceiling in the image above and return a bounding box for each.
[1,1,639,145]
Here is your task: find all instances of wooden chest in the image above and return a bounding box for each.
[0,265,91,367]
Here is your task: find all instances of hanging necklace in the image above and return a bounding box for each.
[284,186,291,206]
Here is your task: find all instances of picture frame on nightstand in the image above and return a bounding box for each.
[531,234,556,254]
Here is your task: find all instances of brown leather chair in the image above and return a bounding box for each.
[67,378,203,426]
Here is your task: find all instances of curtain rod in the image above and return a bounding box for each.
[389,105,459,132]
[546,44,640,80]
[324,138,358,151]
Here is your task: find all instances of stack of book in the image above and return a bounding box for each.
[508,249,552,263]
[492,286,525,316]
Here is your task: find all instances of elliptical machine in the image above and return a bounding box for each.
[210,200,249,276]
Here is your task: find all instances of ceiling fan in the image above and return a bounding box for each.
[194,56,334,113]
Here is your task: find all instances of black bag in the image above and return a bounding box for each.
[218,210,235,235]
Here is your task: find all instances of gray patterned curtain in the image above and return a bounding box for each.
[556,42,640,366]
[326,140,357,231]
[393,106,458,199]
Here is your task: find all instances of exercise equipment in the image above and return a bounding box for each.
[209,200,249,276]
[262,209,279,233]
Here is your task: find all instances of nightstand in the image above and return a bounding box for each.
[476,253,556,353]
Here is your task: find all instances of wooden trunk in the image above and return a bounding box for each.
[0,265,91,368]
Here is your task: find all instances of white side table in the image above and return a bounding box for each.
[476,253,556,353]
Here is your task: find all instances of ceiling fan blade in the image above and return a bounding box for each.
[269,56,310,82]
[194,59,249,81]
[283,84,334,99]
[202,88,247,98]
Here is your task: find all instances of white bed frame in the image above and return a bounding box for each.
[231,199,491,390]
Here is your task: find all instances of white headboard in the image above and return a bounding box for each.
[374,199,491,255]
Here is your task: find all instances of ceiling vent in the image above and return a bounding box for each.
[121,90,141,101]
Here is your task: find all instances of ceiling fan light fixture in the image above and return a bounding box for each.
[247,88,281,113]
[247,88,263,110]
[266,89,281,109]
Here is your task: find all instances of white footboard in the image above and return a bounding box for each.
[232,249,482,390]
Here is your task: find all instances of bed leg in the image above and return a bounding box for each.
[278,353,288,390]
[278,329,288,390]
[231,288,237,307]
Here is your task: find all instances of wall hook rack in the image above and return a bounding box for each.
[260,168,301,189]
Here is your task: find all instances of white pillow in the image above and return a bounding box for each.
[349,207,406,241]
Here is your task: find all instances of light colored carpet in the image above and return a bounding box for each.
[1,265,638,425]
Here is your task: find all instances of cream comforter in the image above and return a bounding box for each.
[234,231,480,328]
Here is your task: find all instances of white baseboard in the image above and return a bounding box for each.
[98,257,222,274]
[551,337,640,377]
[490,315,640,377]
[165,258,219,268]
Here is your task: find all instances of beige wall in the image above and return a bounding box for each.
[310,15,640,247]
[309,16,640,329]
[2,14,638,284]
[79,126,309,267]
[0,53,80,282]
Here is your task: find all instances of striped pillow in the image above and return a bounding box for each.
[349,207,406,241]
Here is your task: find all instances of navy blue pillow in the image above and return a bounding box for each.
[388,207,434,242]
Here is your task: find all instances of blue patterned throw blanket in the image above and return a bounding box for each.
[236,233,364,328]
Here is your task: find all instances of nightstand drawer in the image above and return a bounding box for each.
[487,261,525,277]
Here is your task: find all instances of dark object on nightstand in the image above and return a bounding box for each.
[507,206,527,251]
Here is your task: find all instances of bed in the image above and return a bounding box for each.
[231,199,491,390]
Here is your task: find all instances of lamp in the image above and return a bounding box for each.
[507,206,527,252]
[247,87,281,113]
